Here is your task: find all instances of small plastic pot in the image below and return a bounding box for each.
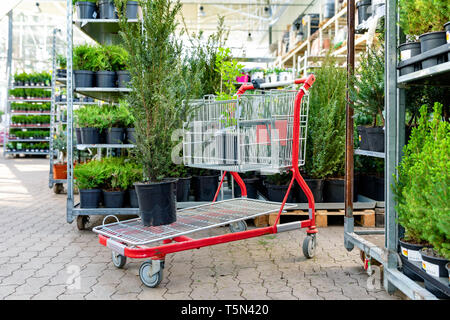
[323,0,335,19]
[125,1,139,19]
[323,178,344,203]
[95,71,116,88]
[135,180,177,227]
[102,190,125,208]
[106,127,125,144]
[126,128,136,144]
[192,175,219,201]
[98,0,118,19]
[446,262,450,285]
[444,22,450,60]
[419,31,447,69]
[53,163,67,180]
[420,248,449,278]
[398,42,421,76]
[74,70,94,88]
[117,70,131,87]
[366,126,384,152]
[81,127,100,144]
[80,189,102,208]
[296,178,324,203]
[399,238,429,263]
[357,125,370,150]
[356,0,372,25]
[76,1,97,19]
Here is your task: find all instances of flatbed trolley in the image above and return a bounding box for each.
[93,74,317,287]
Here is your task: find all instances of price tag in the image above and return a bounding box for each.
[400,49,411,61]
[422,260,439,277]
[92,11,97,19]
[446,31,450,43]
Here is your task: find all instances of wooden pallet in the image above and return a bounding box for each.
[267,209,375,228]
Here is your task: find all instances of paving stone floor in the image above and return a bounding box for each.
[0,153,405,300]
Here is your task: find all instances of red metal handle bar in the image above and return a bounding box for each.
[236,74,316,96]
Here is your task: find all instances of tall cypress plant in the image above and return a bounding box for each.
[116,0,183,181]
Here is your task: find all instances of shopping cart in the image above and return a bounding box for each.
[93,74,317,287]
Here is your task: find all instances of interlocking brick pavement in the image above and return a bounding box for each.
[0,152,406,300]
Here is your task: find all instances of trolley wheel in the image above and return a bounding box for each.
[53,183,64,194]
[229,220,247,233]
[302,235,317,259]
[112,252,127,268]
[76,215,90,230]
[139,261,163,288]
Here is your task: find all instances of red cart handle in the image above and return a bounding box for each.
[236,74,316,96]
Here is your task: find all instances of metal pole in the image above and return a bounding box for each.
[49,28,57,188]
[3,11,13,158]
[384,0,399,294]
[66,0,74,223]
[344,0,355,251]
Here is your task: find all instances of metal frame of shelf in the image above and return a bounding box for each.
[66,1,139,226]
[343,0,446,300]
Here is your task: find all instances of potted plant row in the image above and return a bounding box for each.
[74,0,139,20]
[9,130,49,140]
[13,71,51,87]
[393,103,449,298]
[11,115,51,127]
[73,44,130,88]
[73,102,134,145]
[398,1,449,75]
[9,88,51,100]
[74,157,142,209]
[10,102,51,113]
[56,54,67,78]
[7,142,49,153]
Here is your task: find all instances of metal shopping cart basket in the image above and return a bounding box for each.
[93,74,317,287]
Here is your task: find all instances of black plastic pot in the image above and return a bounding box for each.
[399,238,429,263]
[125,1,139,18]
[103,190,125,208]
[128,188,139,208]
[176,177,191,202]
[81,127,100,144]
[446,262,450,285]
[233,177,259,199]
[76,1,97,19]
[79,189,102,208]
[75,128,82,145]
[126,128,136,144]
[374,176,384,201]
[323,178,344,203]
[356,0,372,25]
[366,126,384,152]
[74,70,94,88]
[296,178,324,203]
[398,42,421,75]
[98,0,118,19]
[96,71,116,88]
[135,180,177,227]
[357,125,370,150]
[192,175,219,201]
[420,248,449,278]
[266,183,295,203]
[323,0,335,19]
[106,127,125,144]
[419,31,447,69]
[117,70,131,87]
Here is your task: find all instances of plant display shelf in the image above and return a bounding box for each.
[400,256,450,298]
[74,19,139,45]
[74,87,131,103]
[11,112,51,115]
[9,139,50,142]
[5,151,49,155]
[354,148,385,158]
[397,61,450,86]
[10,125,50,128]
[8,98,51,102]
[76,144,135,150]
[11,86,52,89]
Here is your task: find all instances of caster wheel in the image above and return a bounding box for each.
[112,252,127,268]
[53,183,64,194]
[76,216,90,230]
[302,235,317,259]
[139,261,163,288]
[229,220,247,233]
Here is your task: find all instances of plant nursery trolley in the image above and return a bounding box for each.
[93,74,318,287]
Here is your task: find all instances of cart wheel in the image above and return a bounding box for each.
[302,235,317,259]
[139,261,163,288]
[229,220,247,233]
[76,216,89,230]
[53,183,64,194]
[112,252,127,268]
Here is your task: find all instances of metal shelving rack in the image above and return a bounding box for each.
[343,0,447,300]
[66,0,138,229]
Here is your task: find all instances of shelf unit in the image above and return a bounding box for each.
[3,90,51,157]
[66,1,139,228]
[343,0,447,300]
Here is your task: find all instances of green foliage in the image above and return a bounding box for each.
[73,0,96,5]
[73,44,97,71]
[350,45,385,127]
[215,47,244,100]
[74,160,107,189]
[11,115,50,124]
[398,0,450,36]
[56,54,67,69]
[107,45,129,71]
[74,103,133,129]
[393,103,450,259]
[117,0,185,181]
[405,86,450,126]
[305,54,347,179]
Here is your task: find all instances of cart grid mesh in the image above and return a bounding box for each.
[93,198,296,246]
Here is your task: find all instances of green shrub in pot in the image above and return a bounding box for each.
[393,103,449,261]
[74,160,107,208]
